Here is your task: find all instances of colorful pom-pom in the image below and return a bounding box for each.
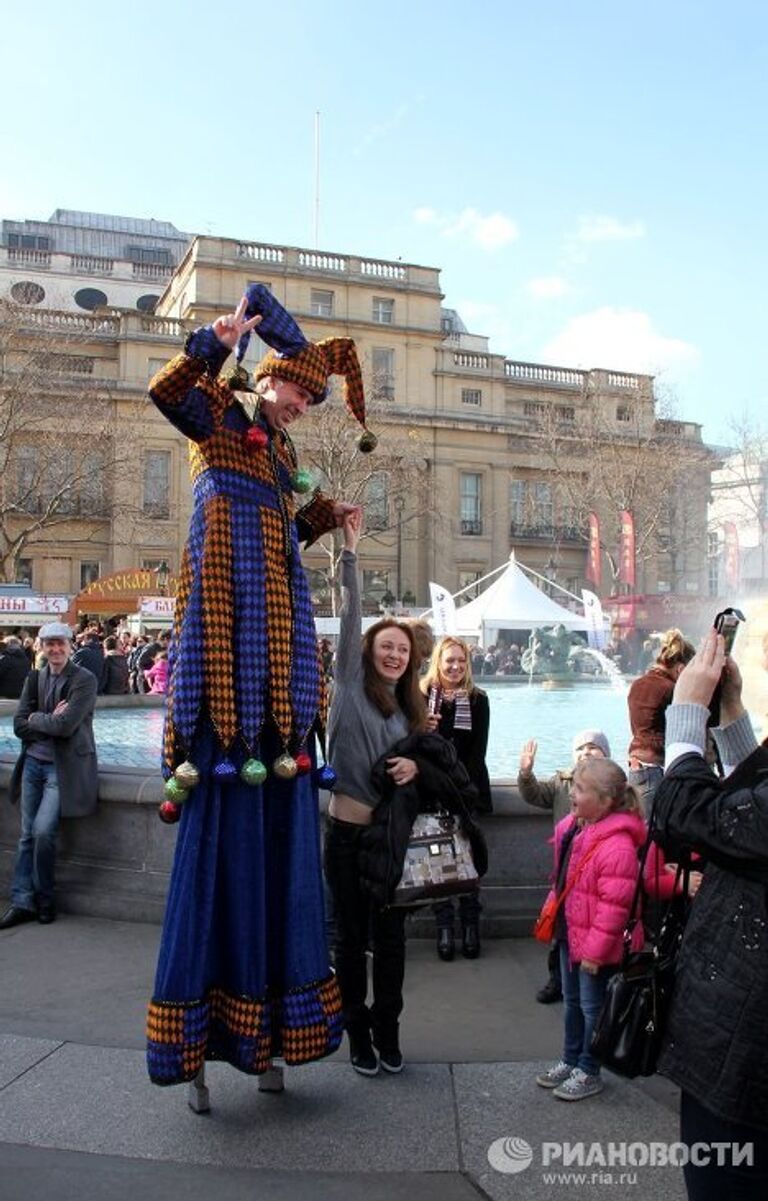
[273,753,298,779]
[241,758,268,786]
[158,800,182,824]
[213,758,238,782]
[174,760,200,789]
[291,469,313,494]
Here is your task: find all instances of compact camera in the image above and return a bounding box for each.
[714,607,745,655]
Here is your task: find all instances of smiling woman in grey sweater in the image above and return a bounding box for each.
[325,510,426,1078]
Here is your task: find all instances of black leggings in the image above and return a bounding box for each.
[324,816,406,1044]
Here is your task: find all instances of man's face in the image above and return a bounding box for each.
[42,637,72,672]
[259,376,313,432]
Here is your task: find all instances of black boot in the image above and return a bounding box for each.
[437,927,455,962]
[372,1021,404,1074]
[348,1025,379,1076]
[536,977,563,1004]
[461,923,480,959]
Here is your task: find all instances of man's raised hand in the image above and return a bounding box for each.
[212,295,263,350]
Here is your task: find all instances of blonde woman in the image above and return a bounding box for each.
[421,636,491,960]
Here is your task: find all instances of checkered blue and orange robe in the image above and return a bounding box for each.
[145,327,342,1085]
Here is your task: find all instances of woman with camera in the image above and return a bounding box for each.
[654,629,768,1199]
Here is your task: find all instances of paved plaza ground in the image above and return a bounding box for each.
[0,917,686,1199]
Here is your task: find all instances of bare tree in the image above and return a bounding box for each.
[292,392,435,613]
[530,379,713,592]
[710,412,768,587]
[0,300,135,583]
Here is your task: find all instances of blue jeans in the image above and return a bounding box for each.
[11,757,61,909]
[559,941,613,1076]
[628,764,664,819]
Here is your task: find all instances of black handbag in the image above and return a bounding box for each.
[590,805,690,1079]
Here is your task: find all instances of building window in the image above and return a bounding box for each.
[10,280,45,305]
[143,450,170,519]
[80,561,101,589]
[555,405,575,422]
[509,479,526,525]
[147,357,167,381]
[458,570,482,600]
[533,482,553,527]
[366,473,389,529]
[16,558,33,586]
[372,346,395,401]
[460,472,483,535]
[372,297,394,325]
[42,448,76,515]
[310,289,334,317]
[126,246,172,266]
[616,404,633,423]
[461,388,482,407]
[136,294,160,313]
[74,287,108,311]
[15,445,38,509]
[8,234,50,250]
[524,401,548,419]
[363,569,390,605]
[80,451,107,516]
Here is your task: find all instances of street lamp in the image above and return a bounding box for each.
[155,560,170,596]
[394,495,405,604]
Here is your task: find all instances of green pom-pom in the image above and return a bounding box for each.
[358,430,378,453]
[164,777,189,803]
[291,468,313,494]
[240,758,267,786]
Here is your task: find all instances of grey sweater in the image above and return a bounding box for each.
[327,550,409,808]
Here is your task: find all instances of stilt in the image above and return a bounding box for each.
[258,1061,285,1093]
[188,1065,210,1113]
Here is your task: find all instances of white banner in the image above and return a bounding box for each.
[429,581,456,635]
[0,594,69,615]
[140,596,176,617]
[581,588,607,649]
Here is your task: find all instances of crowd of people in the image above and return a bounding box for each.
[0,625,172,699]
[1,289,765,1197]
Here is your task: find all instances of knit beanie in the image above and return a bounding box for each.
[572,729,611,759]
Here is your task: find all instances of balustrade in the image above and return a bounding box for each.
[454,352,489,370]
[236,242,285,263]
[505,360,585,388]
[298,251,347,272]
[360,259,407,280]
[8,248,51,267]
[606,371,641,389]
[132,262,172,280]
[71,255,114,275]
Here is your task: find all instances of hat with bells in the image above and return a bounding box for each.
[231,283,377,453]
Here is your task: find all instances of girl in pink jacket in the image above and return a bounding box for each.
[144,652,169,695]
[535,758,646,1102]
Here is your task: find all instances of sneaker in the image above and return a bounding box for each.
[349,1032,379,1077]
[552,1068,604,1101]
[377,1047,404,1074]
[535,1061,575,1089]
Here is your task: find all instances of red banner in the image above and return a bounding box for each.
[586,512,601,587]
[723,521,740,590]
[619,509,636,589]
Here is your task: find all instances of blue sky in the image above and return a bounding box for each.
[1,0,766,445]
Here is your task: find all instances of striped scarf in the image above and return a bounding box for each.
[428,686,472,731]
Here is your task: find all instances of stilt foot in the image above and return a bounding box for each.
[258,1063,285,1093]
[188,1066,210,1113]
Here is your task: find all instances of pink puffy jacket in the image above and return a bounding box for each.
[550,812,647,965]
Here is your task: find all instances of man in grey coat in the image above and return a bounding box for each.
[0,621,98,928]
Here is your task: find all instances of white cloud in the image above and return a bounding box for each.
[413,206,437,224]
[576,214,646,243]
[540,307,699,375]
[527,275,570,299]
[411,205,519,251]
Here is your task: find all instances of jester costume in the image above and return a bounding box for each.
[146,287,373,1085]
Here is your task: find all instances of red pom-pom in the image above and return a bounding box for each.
[244,426,268,451]
[295,752,312,775]
[158,800,182,824]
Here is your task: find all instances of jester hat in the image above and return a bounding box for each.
[236,283,376,452]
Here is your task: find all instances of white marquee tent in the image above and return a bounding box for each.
[453,554,591,643]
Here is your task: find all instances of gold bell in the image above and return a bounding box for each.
[273,753,298,780]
